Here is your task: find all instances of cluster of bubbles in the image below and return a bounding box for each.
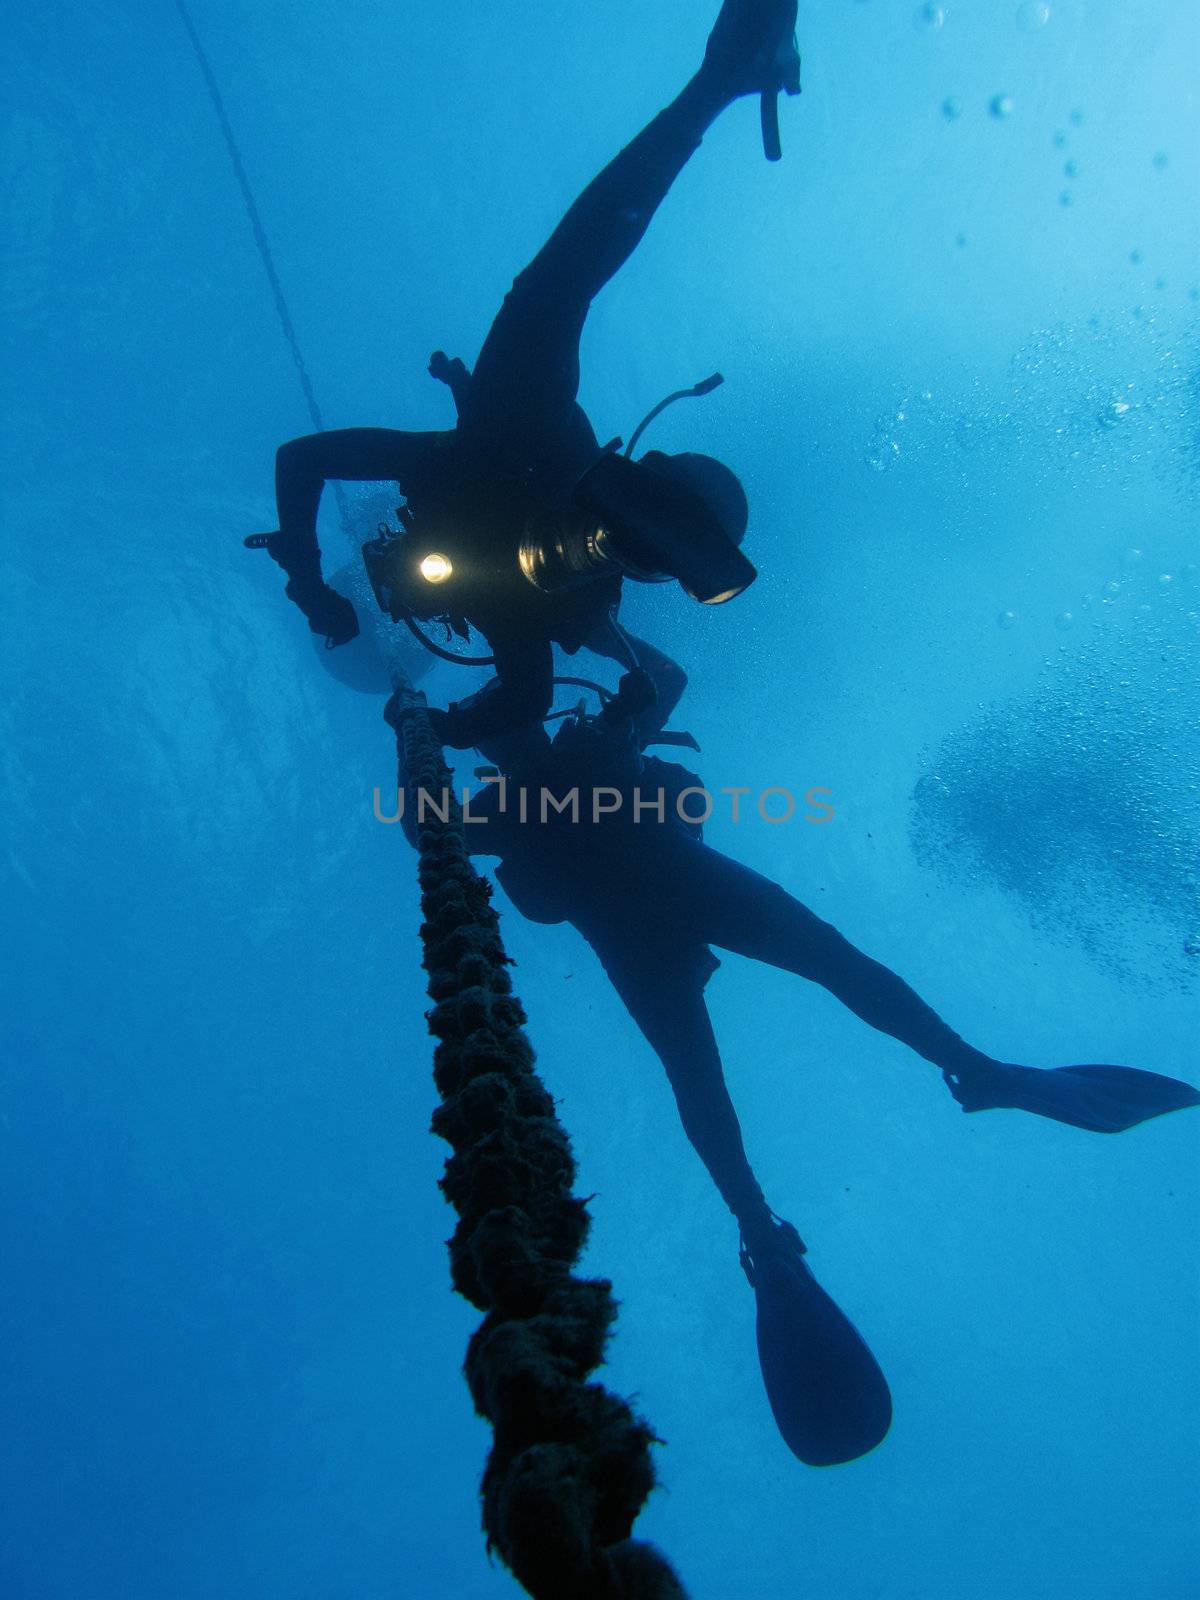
[1054,113,1175,214]
[913,3,1051,31]
[926,15,1180,238]
[862,313,1200,484]
[997,550,1198,636]
[1052,111,1086,206]
[864,388,936,474]
[911,565,1200,991]
[1009,317,1200,482]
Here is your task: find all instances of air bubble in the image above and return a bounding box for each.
[1016,2,1051,29]
[942,96,963,120]
[1123,548,1144,566]
[990,94,1015,119]
[998,611,1018,631]
[1055,611,1075,631]
[913,4,946,31]
[1158,573,1174,587]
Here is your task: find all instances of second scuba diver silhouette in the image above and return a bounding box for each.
[389,659,1200,1467]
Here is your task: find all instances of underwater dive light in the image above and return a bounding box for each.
[419,552,453,584]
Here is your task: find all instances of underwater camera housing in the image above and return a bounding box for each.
[362,523,469,624]
[363,447,757,625]
[520,451,758,605]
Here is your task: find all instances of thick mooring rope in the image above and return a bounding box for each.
[386,682,687,1600]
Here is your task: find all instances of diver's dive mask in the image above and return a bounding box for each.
[519,450,757,605]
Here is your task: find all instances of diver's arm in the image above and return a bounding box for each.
[618,632,688,729]
[268,427,443,640]
[585,621,688,736]
[427,635,555,750]
[272,426,443,572]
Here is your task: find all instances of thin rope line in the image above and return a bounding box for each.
[175,0,352,531]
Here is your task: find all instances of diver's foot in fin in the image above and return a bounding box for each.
[739,1215,892,1467]
[944,1061,1200,1135]
[702,0,801,101]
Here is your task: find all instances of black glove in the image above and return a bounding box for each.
[601,668,658,723]
[246,528,316,580]
[285,571,359,647]
[245,530,358,646]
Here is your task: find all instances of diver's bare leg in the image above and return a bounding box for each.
[670,846,997,1079]
[594,946,775,1240]
[657,842,1200,1134]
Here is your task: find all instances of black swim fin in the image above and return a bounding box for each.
[946,1062,1200,1134]
[741,1222,892,1467]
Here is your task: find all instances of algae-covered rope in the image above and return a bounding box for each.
[385,679,687,1600]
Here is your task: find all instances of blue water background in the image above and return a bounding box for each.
[3,3,1198,1596]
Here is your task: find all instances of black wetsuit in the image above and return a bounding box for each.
[461,716,996,1239]
[273,68,740,747]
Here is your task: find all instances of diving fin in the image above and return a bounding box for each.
[741,1223,892,1467]
[946,1062,1200,1135]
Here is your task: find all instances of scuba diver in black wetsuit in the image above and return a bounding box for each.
[386,668,1200,1466]
[250,0,802,748]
